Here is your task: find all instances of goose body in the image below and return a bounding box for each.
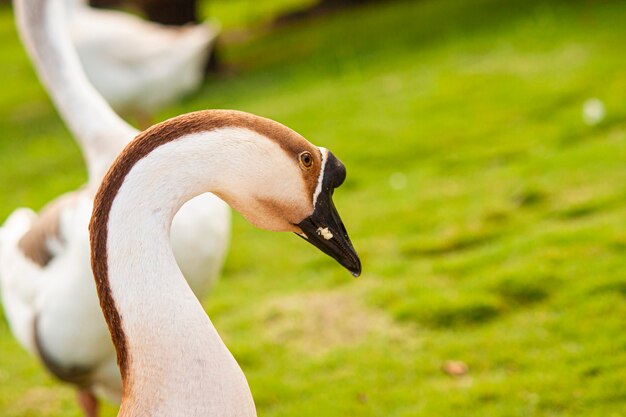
[69,0,218,116]
[88,110,360,416]
[0,192,122,400]
[0,194,228,403]
[1,0,229,413]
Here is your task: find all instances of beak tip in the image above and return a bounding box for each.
[346,257,362,278]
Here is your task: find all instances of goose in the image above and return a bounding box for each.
[89,109,361,416]
[1,0,228,415]
[68,0,219,121]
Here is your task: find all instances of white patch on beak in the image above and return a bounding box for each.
[316,227,333,240]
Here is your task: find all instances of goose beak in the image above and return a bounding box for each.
[295,150,361,277]
[296,198,361,277]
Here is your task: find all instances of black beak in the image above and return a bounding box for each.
[295,151,361,277]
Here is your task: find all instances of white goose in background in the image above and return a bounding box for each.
[89,109,361,416]
[0,0,229,415]
[68,0,219,121]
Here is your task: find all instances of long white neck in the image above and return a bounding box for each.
[14,0,136,185]
[95,127,286,416]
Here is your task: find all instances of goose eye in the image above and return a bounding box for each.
[299,151,313,168]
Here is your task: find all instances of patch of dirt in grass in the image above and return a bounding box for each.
[261,291,404,356]
[6,386,65,415]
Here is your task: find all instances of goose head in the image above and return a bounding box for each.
[100,110,361,278]
[202,120,361,277]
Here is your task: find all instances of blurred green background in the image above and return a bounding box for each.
[1,0,626,415]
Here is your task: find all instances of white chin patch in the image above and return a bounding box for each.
[312,147,328,207]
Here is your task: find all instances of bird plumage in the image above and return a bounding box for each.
[1,0,230,412]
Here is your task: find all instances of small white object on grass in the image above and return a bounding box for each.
[389,172,407,190]
[583,98,606,126]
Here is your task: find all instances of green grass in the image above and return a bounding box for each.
[2,0,626,415]
[200,0,317,29]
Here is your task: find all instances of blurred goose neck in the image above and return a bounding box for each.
[14,0,135,184]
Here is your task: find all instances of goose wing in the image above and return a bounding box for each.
[0,191,81,353]
[1,190,122,401]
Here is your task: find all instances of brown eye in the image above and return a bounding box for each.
[299,151,313,168]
